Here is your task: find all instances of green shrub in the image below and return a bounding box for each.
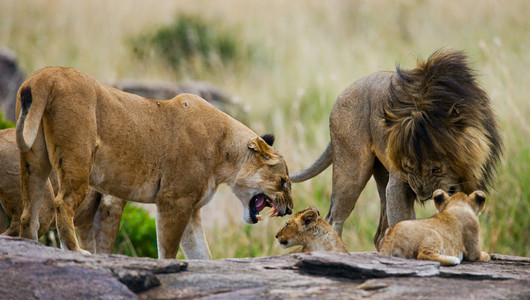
[114,204,158,258]
[130,13,254,76]
[0,111,14,129]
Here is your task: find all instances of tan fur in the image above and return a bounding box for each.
[276,207,348,253]
[15,66,293,259]
[379,190,490,266]
[289,50,502,249]
[0,128,127,253]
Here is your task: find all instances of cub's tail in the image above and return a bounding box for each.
[289,142,332,183]
[16,85,47,152]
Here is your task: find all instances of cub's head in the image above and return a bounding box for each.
[275,207,320,248]
[432,189,486,216]
[233,134,293,224]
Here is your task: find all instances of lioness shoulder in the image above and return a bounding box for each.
[378,189,490,266]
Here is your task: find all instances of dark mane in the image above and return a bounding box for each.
[382,49,503,192]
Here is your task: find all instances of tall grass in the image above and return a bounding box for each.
[0,0,528,257]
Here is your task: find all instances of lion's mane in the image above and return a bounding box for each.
[382,49,503,192]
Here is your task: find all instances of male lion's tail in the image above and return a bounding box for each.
[16,85,47,152]
[290,143,332,183]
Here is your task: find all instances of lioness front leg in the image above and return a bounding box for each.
[156,196,194,259]
[386,172,416,227]
[180,208,212,259]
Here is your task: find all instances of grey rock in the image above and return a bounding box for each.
[0,48,25,122]
[0,236,528,299]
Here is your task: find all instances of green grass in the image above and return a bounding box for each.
[1,0,528,258]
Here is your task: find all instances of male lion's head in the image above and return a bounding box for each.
[383,50,503,201]
[232,134,293,224]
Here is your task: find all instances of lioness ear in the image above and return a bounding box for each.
[433,189,448,211]
[301,210,318,227]
[248,136,279,164]
[261,134,275,146]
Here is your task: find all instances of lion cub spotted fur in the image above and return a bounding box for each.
[379,189,490,266]
[276,207,348,253]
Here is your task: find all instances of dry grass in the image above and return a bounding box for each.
[1,0,528,257]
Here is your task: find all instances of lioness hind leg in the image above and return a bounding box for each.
[19,127,52,240]
[93,195,127,254]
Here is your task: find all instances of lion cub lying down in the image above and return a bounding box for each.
[379,189,490,266]
[275,207,348,253]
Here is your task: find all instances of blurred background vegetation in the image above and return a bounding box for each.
[0,0,528,258]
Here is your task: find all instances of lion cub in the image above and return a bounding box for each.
[379,189,490,266]
[275,207,348,253]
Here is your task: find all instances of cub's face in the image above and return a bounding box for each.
[275,207,319,248]
[401,159,460,201]
[432,189,486,215]
[232,136,293,224]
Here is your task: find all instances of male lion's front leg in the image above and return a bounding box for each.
[386,172,416,227]
[156,196,194,259]
[180,208,212,259]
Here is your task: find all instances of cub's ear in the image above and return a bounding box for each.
[470,190,486,214]
[248,136,279,164]
[306,206,320,216]
[301,209,318,227]
[472,190,486,205]
[261,134,275,146]
[433,189,448,211]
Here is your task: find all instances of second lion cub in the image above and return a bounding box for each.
[379,189,490,266]
[275,207,348,253]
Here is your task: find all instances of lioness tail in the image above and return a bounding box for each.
[290,142,332,183]
[16,85,46,152]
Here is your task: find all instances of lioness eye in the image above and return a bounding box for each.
[280,177,289,189]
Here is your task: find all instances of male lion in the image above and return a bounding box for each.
[0,127,126,253]
[15,67,293,259]
[290,50,502,249]
[275,207,348,253]
[379,189,490,266]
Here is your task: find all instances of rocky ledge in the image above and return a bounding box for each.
[0,236,528,299]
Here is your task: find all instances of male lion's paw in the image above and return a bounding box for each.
[479,251,490,261]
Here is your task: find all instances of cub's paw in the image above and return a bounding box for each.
[479,251,490,261]
[439,255,461,266]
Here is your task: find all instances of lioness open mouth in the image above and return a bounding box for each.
[249,193,279,223]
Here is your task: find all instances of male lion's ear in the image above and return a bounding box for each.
[301,210,318,227]
[248,136,279,164]
[261,134,275,146]
[433,189,448,211]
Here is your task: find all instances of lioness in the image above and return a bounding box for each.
[290,50,502,248]
[379,189,490,266]
[16,67,293,259]
[0,128,126,253]
[275,207,348,253]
